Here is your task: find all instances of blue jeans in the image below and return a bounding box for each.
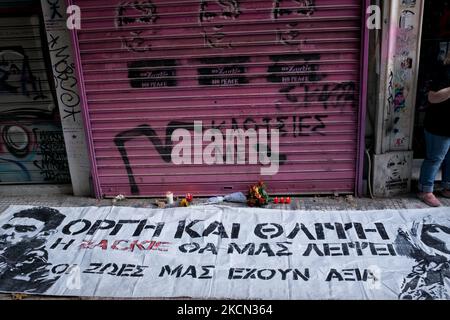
[419,130,450,193]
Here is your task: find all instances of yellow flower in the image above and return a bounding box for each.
[180,198,189,207]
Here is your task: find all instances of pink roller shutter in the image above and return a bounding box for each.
[71,0,366,197]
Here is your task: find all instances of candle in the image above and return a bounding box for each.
[166,192,174,205]
[280,197,285,204]
[274,197,279,204]
[286,197,291,204]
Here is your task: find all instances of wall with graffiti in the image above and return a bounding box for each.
[0,15,70,184]
[372,0,423,197]
[413,0,450,159]
[384,0,422,152]
[73,0,365,197]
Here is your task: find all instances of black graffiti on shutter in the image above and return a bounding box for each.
[0,46,48,101]
[272,0,316,20]
[197,56,249,86]
[128,60,177,88]
[114,121,195,195]
[267,54,323,83]
[47,0,63,20]
[48,35,81,122]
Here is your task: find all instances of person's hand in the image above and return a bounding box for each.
[443,87,450,100]
[428,87,450,104]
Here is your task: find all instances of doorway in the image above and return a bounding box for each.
[412,0,450,184]
[0,1,71,185]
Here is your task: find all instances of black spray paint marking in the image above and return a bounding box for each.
[128,59,177,88]
[268,54,322,84]
[114,118,289,195]
[47,0,63,20]
[48,34,81,122]
[278,82,357,110]
[197,56,249,86]
[272,0,317,46]
[114,121,195,195]
[116,0,159,52]
[33,130,70,183]
[199,0,241,49]
[272,0,316,20]
[0,46,48,100]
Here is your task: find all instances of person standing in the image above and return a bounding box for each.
[418,53,450,207]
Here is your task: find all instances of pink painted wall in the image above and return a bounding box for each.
[73,0,364,197]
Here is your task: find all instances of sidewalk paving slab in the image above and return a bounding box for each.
[1,194,450,213]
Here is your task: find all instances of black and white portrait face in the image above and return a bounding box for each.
[116,0,159,52]
[199,0,241,48]
[0,207,66,293]
[0,207,65,249]
[272,0,316,47]
[272,0,315,20]
[0,217,45,247]
[387,155,408,181]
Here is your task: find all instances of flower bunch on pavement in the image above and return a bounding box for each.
[247,181,269,207]
[180,198,190,207]
[180,193,194,207]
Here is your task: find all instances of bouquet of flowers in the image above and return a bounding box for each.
[179,193,194,207]
[247,181,269,207]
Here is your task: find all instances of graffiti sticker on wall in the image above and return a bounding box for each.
[197,56,249,86]
[128,59,177,88]
[0,47,47,101]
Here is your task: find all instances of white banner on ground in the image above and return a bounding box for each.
[0,205,449,300]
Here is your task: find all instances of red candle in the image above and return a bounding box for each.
[280,197,285,204]
[286,197,291,204]
[274,197,279,204]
